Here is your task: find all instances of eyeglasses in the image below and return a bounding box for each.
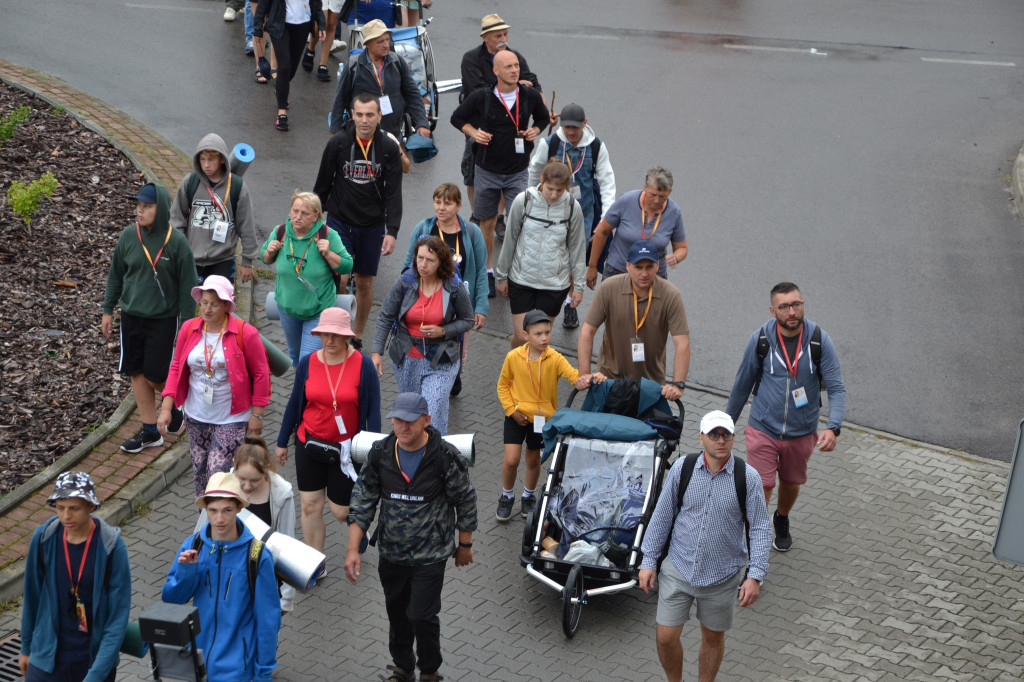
[774,301,805,313]
[704,431,734,442]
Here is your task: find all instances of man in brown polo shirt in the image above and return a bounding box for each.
[577,239,690,400]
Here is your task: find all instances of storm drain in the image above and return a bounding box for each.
[0,632,21,681]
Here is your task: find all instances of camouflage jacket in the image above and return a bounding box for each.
[349,427,478,566]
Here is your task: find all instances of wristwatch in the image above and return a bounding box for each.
[458,542,473,549]
[668,381,686,390]
[828,427,841,438]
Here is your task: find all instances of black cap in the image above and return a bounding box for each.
[522,309,551,330]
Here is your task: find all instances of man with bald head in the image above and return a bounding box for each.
[451,48,549,296]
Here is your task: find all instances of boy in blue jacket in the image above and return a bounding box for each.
[162,472,281,682]
[20,472,131,682]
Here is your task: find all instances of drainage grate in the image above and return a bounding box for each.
[0,632,20,681]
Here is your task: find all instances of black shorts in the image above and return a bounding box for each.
[507,280,571,317]
[294,436,360,506]
[328,214,384,277]
[197,259,235,284]
[118,312,178,383]
[504,415,544,450]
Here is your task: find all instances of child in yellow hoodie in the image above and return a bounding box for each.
[495,309,605,522]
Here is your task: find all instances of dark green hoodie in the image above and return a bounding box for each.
[103,183,198,321]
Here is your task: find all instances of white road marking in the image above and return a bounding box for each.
[527,30,621,41]
[125,3,211,11]
[921,57,1015,67]
[724,44,827,56]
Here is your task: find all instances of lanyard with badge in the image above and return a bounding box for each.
[776,324,808,407]
[206,173,232,244]
[323,351,349,437]
[631,283,653,363]
[562,144,585,201]
[496,87,525,154]
[288,231,318,292]
[64,521,95,633]
[372,61,394,115]
[136,222,172,300]
[201,322,227,404]
[639,192,662,240]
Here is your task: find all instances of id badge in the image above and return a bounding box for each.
[203,384,214,405]
[335,414,347,436]
[515,136,525,154]
[631,337,645,363]
[75,600,89,633]
[792,387,809,407]
[379,95,394,116]
[533,415,546,434]
[212,220,230,243]
[570,184,582,201]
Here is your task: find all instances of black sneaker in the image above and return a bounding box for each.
[451,375,462,397]
[317,65,331,82]
[488,272,496,299]
[121,429,163,454]
[495,214,506,241]
[167,407,185,435]
[520,496,536,519]
[772,511,792,552]
[301,48,315,72]
[351,338,363,351]
[562,303,579,329]
[496,495,514,522]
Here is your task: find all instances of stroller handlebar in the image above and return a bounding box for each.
[565,383,685,418]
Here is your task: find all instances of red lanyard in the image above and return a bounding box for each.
[562,145,585,177]
[203,322,227,376]
[63,521,96,600]
[394,442,412,483]
[372,60,385,93]
[495,87,520,129]
[776,325,803,377]
[639,192,662,240]
[322,351,348,412]
[136,222,172,275]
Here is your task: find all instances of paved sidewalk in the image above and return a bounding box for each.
[4,274,1022,681]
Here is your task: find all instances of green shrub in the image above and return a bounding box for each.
[0,105,31,145]
[7,172,59,234]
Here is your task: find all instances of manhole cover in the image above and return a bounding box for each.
[0,632,21,681]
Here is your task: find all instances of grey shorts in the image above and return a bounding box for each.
[473,166,527,221]
[656,561,745,632]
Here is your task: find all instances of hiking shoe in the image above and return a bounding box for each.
[351,338,363,351]
[495,214,506,241]
[451,376,462,397]
[379,665,415,682]
[330,39,348,53]
[167,407,185,435]
[275,114,289,132]
[245,38,254,55]
[317,65,331,82]
[520,496,536,519]
[301,48,315,72]
[487,272,496,299]
[419,674,445,682]
[772,511,792,552]
[496,495,514,522]
[121,429,163,454]
[223,7,237,21]
[562,303,579,329]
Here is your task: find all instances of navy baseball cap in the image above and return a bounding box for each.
[129,184,158,204]
[627,240,658,264]
[386,392,430,421]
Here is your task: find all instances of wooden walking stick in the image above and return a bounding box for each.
[547,90,557,135]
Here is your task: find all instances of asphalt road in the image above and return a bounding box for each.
[2,0,1023,459]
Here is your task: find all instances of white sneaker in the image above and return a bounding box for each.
[330,39,348,53]
[224,7,237,21]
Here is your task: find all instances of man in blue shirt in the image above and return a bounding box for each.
[639,411,771,682]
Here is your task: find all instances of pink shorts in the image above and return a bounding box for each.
[744,426,816,489]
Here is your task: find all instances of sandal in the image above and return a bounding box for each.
[301,48,315,72]
[271,68,278,80]
[378,666,414,682]
[317,65,331,82]
[275,114,289,132]
[255,70,268,84]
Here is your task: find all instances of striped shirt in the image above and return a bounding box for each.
[640,453,771,586]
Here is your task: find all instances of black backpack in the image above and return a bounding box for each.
[752,324,824,398]
[603,377,641,417]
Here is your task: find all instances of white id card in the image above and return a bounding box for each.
[212,220,229,243]
[334,414,348,436]
[515,136,525,154]
[379,95,394,115]
[533,415,545,434]
[202,384,214,405]
[631,338,645,363]
[792,387,809,407]
[570,184,582,201]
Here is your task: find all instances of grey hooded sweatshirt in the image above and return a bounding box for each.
[170,133,259,268]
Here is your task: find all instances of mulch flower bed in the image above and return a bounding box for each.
[0,82,139,494]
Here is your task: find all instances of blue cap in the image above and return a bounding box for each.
[406,132,438,163]
[386,392,431,421]
[130,184,158,204]
[627,239,658,264]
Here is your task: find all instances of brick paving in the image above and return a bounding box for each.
[2,63,1023,681]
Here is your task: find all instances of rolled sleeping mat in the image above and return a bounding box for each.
[351,431,475,467]
[229,143,255,176]
[238,509,326,593]
[119,621,150,658]
[260,334,292,378]
[265,293,356,321]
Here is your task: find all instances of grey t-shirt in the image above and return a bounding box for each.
[604,189,685,275]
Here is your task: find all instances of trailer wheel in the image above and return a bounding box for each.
[521,510,536,560]
[561,564,585,637]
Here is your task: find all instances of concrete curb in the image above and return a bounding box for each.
[1013,142,1024,219]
